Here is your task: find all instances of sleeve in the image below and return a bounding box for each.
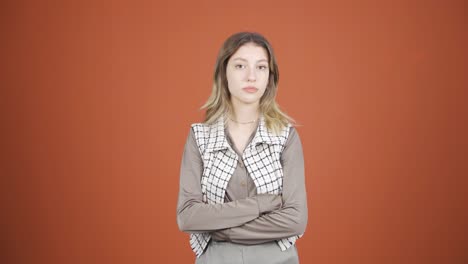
[176,127,282,233]
[210,127,308,244]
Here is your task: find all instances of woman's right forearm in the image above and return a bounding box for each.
[176,194,282,233]
[177,196,259,232]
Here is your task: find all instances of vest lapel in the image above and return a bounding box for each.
[243,115,291,194]
[203,115,238,204]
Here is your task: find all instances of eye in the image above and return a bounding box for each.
[235,64,246,69]
[258,65,268,70]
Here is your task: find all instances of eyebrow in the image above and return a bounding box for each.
[232,57,268,63]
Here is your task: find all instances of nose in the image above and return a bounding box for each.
[247,66,256,82]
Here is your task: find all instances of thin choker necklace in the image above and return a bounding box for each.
[229,117,258,124]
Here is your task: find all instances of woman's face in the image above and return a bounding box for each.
[226,43,270,106]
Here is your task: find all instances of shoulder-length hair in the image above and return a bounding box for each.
[200,31,296,135]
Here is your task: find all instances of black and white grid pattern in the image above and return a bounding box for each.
[189,115,302,257]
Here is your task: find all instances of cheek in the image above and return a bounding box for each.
[226,71,233,84]
[227,72,241,85]
[261,73,270,86]
[226,76,238,92]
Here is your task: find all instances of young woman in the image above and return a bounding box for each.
[177,31,308,263]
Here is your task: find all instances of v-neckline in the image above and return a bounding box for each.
[225,124,258,157]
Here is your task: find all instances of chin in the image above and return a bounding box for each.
[242,99,261,105]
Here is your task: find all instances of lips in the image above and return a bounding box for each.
[242,86,258,93]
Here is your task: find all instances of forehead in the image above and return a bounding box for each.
[230,43,268,61]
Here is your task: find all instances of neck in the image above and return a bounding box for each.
[228,102,260,128]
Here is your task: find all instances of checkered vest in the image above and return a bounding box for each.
[189,114,303,257]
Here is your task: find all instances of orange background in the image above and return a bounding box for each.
[2,0,467,263]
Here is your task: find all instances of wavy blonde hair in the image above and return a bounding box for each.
[200,31,296,135]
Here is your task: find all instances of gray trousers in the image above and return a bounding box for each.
[195,240,299,264]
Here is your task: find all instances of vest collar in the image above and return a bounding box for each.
[205,114,287,153]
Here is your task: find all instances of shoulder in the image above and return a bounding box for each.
[284,125,301,148]
[280,122,296,142]
[190,122,208,130]
[188,122,215,153]
[288,126,298,138]
[280,126,304,162]
[190,122,211,139]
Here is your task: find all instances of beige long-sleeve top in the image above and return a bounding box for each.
[177,123,307,244]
